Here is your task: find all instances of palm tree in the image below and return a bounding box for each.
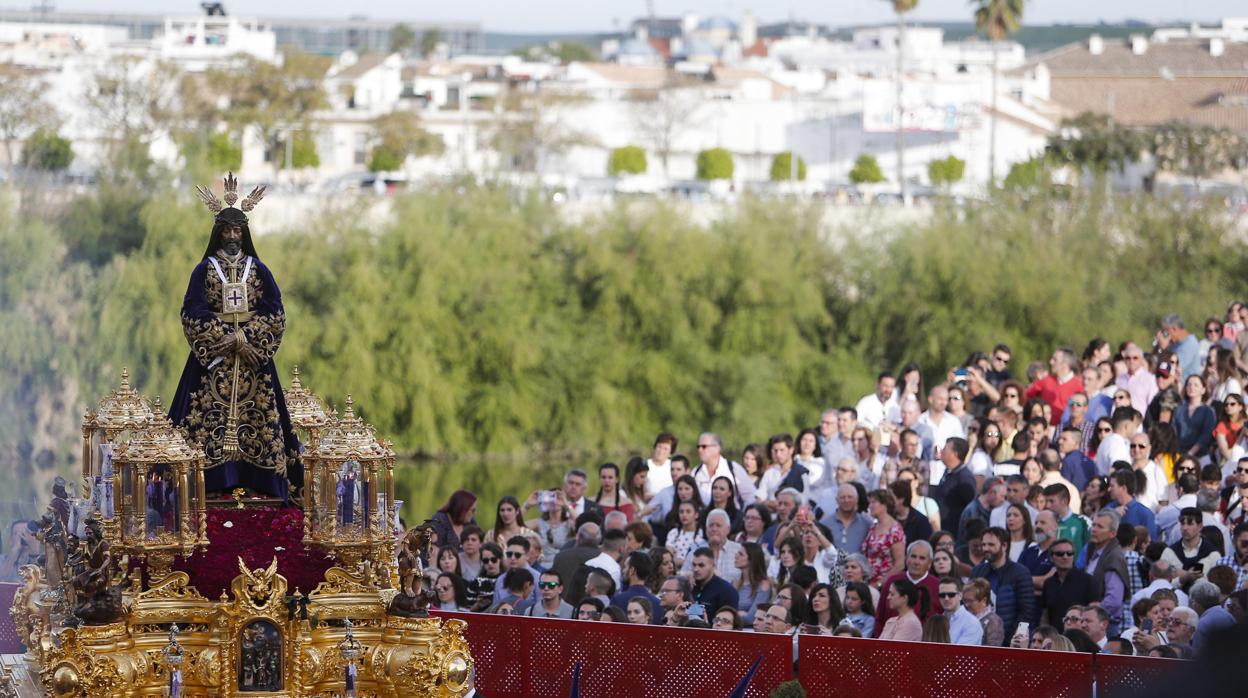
[889,1,919,201]
[972,0,1025,187]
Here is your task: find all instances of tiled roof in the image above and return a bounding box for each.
[334,53,389,79]
[1026,38,1248,77]
[1049,76,1248,132]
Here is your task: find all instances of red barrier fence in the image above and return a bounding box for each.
[433,611,1183,698]
[433,611,794,697]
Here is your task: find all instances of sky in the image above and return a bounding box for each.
[49,0,1246,33]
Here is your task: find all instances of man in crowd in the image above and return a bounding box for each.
[1161,508,1223,585]
[757,433,809,504]
[986,344,1013,388]
[1130,559,1190,609]
[1214,522,1248,592]
[611,552,662,623]
[657,576,691,626]
[1096,411,1134,476]
[1144,359,1180,429]
[819,483,871,555]
[644,455,690,532]
[553,523,601,603]
[874,541,941,638]
[1038,449,1082,514]
[1057,427,1098,491]
[585,528,627,590]
[494,535,542,605]
[816,409,843,466]
[917,385,965,459]
[688,547,739,619]
[958,477,1004,546]
[1221,458,1248,529]
[584,569,615,607]
[934,437,976,539]
[763,489,800,553]
[855,372,897,430]
[1158,473,1200,544]
[691,433,756,505]
[644,433,678,498]
[517,570,575,618]
[1129,432,1169,511]
[938,577,984,645]
[1080,605,1111,649]
[1041,537,1097,631]
[563,469,603,519]
[1080,509,1130,635]
[1044,483,1089,555]
[764,604,795,635]
[1025,347,1083,426]
[886,429,925,485]
[1108,467,1159,540]
[971,527,1036,643]
[497,568,535,608]
[1116,343,1159,415]
[1157,314,1201,382]
[990,475,1040,530]
[680,509,742,585]
[1188,579,1235,651]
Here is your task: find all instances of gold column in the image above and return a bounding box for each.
[133,463,147,544]
[179,462,191,536]
[385,460,395,532]
[368,461,379,531]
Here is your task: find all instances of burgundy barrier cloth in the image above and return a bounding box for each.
[432,611,795,697]
[0,583,21,654]
[798,633,1097,698]
[1095,652,1184,697]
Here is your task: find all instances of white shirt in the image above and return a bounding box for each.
[692,457,756,505]
[822,435,853,472]
[1095,433,1131,476]
[645,458,673,497]
[916,410,965,459]
[1133,460,1170,511]
[679,540,742,586]
[757,464,810,504]
[989,501,1041,530]
[855,392,897,429]
[969,450,995,479]
[1129,579,1189,611]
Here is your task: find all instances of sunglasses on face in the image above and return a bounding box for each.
[1071,401,1087,407]
[1178,467,1197,474]
[1131,444,1149,449]
[938,592,959,599]
[538,581,560,589]
[1098,428,1112,433]
[1051,550,1074,558]
[481,557,499,564]
[994,355,1010,364]
[505,551,524,558]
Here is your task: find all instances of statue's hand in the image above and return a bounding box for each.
[209,333,236,357]
[238,341,261,367]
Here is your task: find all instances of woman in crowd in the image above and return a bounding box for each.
[878,578,924,642]
[712,607,744,631]
[863,489,905,587]
[626,597,653,625]
[851,428,885,488]
[897,467,941,532]
[1149,423,1182,483]
[600,606,627,623]
[1082,476,1109,517]
[798,524,843,587]
[646,547,676,593]
[436,546,463,577]
[430,490,477,553]
[1022,457,1044,488]
[1214,392,1246,464]
[593,462,635,521]
[734,542,772,625]
[525,487,572,570]
[898,363,925,408]
[930,530,972,579]
[805,582,847,633]
[922,615,951,644]
[933,549,958,583]
[491,495,534,548]
[969,418,1003,478]
[734,503,772,550]
[665,501,706,567]
[775,583,809,628]
[662,475,705,532]
[1208,347,1244,407]
[702,476,742,532]
[963,578,1004,647]
[433,572,469,612]
[948,386,974,432]
[1005,503,1037,564]
[1165,456,1201,504]
[794,428,826,485]
[740,443,767,489]
[1173,375,1216,458]
[771,536,803,588]
[838,553,880,607]
[1083,338,1111,367]
[1088,418,1114,460]
[622,457,650,512]
[890,479,933,545]
[576,598,605,621]
[841,581,876,637]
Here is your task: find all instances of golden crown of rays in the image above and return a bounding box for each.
[195,172,267,215]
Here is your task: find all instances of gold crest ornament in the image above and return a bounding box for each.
[195,172,267,216]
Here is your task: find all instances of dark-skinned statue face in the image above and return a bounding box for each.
[221,223,244,256]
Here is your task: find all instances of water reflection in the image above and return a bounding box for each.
[393,458,616,533]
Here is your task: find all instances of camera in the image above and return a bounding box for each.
[538,490,556,513]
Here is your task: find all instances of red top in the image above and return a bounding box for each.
[873,572,943,638]
[1025,374,1085,425]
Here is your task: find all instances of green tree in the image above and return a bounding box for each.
[489,89,596,172]
[0,64,55,173]
[1002,156,1049,191]
[695,148,733,180]
[1046,112,1144,176]
[607,146,647,176]
[275,131,319,169]
[770,151,807,181]
[420,28,443,57]
[205,131,242,171]
[216,49,329,169]
[391,23,417,54]
[368,111,445,172]
[552,41,596,63]
[972,0,1026,186]
[927,155,965,187]
[20,128,72,171]
[849,154,886,184]
[1149,121,1239,193]
[888,0,920,199]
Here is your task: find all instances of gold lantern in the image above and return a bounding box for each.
[109,411,208,581]
[302,395,396,569]
[80,368,159,547]
[283,365,331,450]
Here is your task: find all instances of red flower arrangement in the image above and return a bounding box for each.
[172,507,336,599]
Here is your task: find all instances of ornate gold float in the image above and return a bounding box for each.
[7,371,471,697]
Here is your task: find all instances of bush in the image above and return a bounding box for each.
[1003,157,1049,191]
[928,155,965,187]
[275,131,319,169]
[848,154,885,184]
[769,151,807,181]
[368,145,405,172]
[695,148,734,180]
[607,146,647,176]
[20,129,73,171]
[771,680,808,698]
[205,131,242,172]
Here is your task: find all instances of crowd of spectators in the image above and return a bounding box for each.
[416,310,1248,659]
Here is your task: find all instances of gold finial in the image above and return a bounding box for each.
[223,172,239,207]
[120,367,131,389]
[344,395,354,416]
[290,365,302,388]
[152,395,163,413]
